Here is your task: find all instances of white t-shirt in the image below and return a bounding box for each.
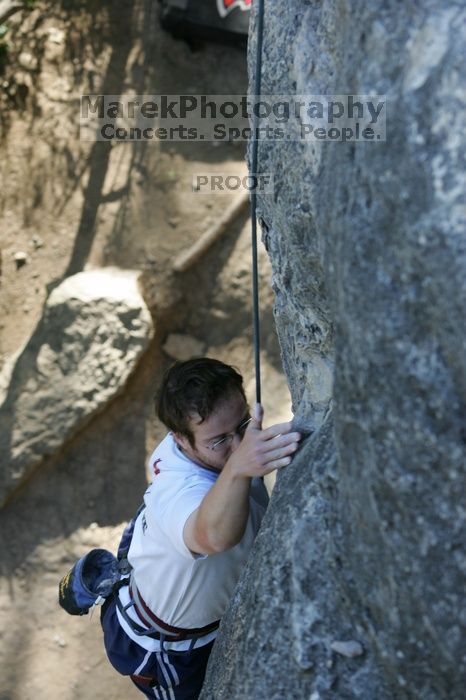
[117,433,266,651]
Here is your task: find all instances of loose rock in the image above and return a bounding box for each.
[330,640,364,658]
[14,251,28,268]
[31,235,44,249]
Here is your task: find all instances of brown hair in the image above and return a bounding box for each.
[156,357,246,446]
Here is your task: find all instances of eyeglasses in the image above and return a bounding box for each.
[206,416,252,452]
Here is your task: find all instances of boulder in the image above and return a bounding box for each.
[201,1,466,698]
[202,418,393,700]
[0,268,153,507]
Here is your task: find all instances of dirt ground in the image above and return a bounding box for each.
[0,2,290,699]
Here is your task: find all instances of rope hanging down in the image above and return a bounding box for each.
[250,0,265,405]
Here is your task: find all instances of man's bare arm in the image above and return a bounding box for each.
[183,405,301,555]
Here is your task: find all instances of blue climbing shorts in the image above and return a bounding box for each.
[101,596,215,700]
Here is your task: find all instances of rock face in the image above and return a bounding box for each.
[202,2,466,699]
[0,268,153,507]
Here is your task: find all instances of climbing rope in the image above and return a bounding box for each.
[250,0,265,405]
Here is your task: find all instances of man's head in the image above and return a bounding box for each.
[156,357,249,470]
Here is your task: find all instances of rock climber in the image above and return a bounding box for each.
[100,356,301,699]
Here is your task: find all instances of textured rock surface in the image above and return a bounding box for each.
[202,419,392,700]
[202,1,466,698]
[0,268,153,506]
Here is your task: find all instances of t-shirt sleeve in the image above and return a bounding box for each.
[154,475,212,559]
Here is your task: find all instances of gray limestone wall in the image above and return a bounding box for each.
[201,1,466,698]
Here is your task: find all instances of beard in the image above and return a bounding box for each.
[179,443,229,473]
[189,448,226,473]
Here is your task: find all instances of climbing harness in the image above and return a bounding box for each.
[113,573,220,646]
[250,0,265,404]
